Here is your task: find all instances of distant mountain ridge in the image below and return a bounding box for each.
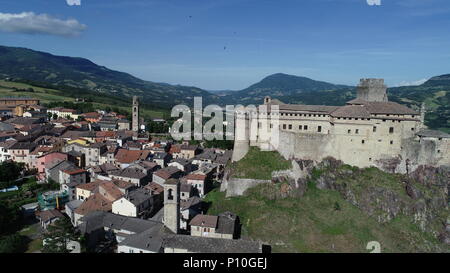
[0,45,218,107]
[219,73,354,105]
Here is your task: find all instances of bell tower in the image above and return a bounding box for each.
[132,96,139,132]
[163,179,180,234]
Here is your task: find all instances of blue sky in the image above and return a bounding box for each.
[0,0,450,90]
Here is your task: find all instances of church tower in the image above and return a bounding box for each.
[163,179,180,234]
[132,96,139,132]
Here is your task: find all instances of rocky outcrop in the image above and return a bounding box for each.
[310,158,449,242]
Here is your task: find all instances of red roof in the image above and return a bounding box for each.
[185,173,206,181]
[115,149,150,164]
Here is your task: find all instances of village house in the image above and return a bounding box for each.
[168,158,196,173]
[108,167,150,187]
[189,212,239,240]
[180,183,193,201]
[78,211,162,250]
[8,141,37,167]
[0,139,17,162]
[117,119,131,131]
[112,187,162,218]
[153,166,183,185]
[73,193,113,226]
[81,112,102,123]
[180,196,202,231]
[89,163,120,180]
[114,148,151,168]
[184,173,208,197]
[152,152,172,167]
[37,209,65,230]
[36,152,68,181]
[65,200,83,225]
[179,145,200,159]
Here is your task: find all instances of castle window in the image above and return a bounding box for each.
[304,125,308,130]
[258,122,261,128]
[390,140,394,145]
[270,123,273,129]
[438,138,442,141]
[299,125,302,130]
[348,129,351,134]
[283,124,286,129]
[362,140,365,144]
[373,126,377,132]
[411,128,415,131]
[288,124,292,130]
[168,189,173,200]
[389,127,394,134]
[355,118,358,120]
[318,126,322,133]
[355,129,359,134]
[437,150,441,153]
[383,119,386,122]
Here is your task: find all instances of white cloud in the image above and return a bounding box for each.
[396,78,428,87]
[0,12,86,37]
[66,0,81,6]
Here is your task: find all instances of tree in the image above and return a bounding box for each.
[52,113,58,120]
[0,202,22,236]
[0,161,25,189]
[42,217,78,253]
[0,234,28,253]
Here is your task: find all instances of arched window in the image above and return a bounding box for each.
[168,189,173,200]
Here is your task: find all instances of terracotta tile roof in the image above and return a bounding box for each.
[185,173,206,181]
[115,149,151,164]
[98,183,124,202]
[180,145,199,151]
[63,168,87,175]
[169,144,181,154]
[144,182,164,195]
[38,209,64,222]
[82,112,101,118]
[363,101,419,115]
[74,193,112,216]
[96,131,117,138]
[346,100,419,115]
[154,166,180,180]
[189,214,218,228]
[111,179,135,190]
[330,105,371,118]
[76,179,108,192]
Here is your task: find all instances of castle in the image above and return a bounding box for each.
[232,79,450,174]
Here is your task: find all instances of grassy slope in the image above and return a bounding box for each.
[205,183,446,253]
[229,147,291,180]
[206,149,449,253]
[0,80,167,119]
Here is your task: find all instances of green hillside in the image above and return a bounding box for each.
[0,80,168,119]
[0,45,218,107]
